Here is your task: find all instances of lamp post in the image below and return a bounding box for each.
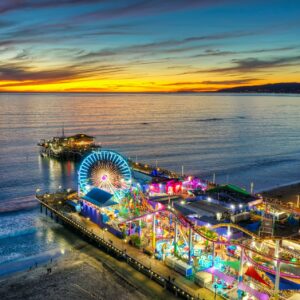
[214,283,217,300]
[35,188,41,196]
[102,227,107,240]
[122,238,127,251]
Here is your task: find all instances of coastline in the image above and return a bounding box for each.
[0,243,164,300]
[0,239,177,300]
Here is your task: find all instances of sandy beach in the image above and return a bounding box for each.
[0,241,175,300]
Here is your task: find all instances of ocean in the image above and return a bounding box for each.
[1,92,300,267]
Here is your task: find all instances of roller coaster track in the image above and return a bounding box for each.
[243,248,300,279]
[210,223,299,242]
[119,208,300,274]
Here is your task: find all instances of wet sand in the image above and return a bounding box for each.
[0,241,177,300]
[0,248,148,300]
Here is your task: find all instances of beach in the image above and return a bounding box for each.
[0,241,174,300]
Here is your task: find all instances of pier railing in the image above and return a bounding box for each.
[37,197,205,300]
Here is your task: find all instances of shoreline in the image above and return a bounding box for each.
[0,250,62,278]
[0,228,178,300]
[0,243,172,300]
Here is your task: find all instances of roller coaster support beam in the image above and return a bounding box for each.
[174,221,178,255]
[212,242,215,267]
[274,240,281,299]
[238,249,244,300]
[139,219,142,239]
[152,214,156,250]
[188,226,193,265]
[227,225,231,240]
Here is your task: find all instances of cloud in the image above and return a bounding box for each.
[78,30,254,60]
[179,55,300,75]
[78,0,237,21]
[163,79,257,86]
[189,46,299,58]
[0,61,127,86]
[0,0,101,14]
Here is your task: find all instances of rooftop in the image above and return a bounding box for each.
[82,188,117,207]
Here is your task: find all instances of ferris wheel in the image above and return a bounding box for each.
[78,150,132,200]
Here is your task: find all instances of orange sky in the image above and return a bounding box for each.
[0,1,299,92]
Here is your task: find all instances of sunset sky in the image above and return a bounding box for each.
[0,0,299,92]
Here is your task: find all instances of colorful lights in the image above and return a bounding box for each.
[78,150,132,199]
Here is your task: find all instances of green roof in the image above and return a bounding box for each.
[208,184,251,197]
[226,184,250,196]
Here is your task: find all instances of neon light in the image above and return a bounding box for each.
[78,150,132,199]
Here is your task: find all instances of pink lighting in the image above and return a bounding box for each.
[182,176,207,191]
[166,180,182,194]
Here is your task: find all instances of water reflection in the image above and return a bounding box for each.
[38,155,77,193]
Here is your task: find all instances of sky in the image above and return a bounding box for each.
[0,0,299,92]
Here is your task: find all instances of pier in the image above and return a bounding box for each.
[37,195,219,300]
[38,133,101,160]
[35,149,300,300]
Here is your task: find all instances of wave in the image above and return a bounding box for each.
[196,117,224,122]
[200,157,299,178]
[195,116,246,122]
[0,250,62,277]
[0,227,37,240]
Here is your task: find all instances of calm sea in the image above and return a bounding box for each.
[1,93,300,266]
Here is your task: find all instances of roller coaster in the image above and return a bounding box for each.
[119,207,300,279]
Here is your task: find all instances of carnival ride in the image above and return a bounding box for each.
[77,149,300,299]
[78,150,132,200]
[119,207,300,279]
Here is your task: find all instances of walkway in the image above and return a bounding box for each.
[68,211,223,300]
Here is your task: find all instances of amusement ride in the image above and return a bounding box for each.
[73,149,300,299]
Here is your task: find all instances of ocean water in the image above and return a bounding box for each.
[1,93,300,266]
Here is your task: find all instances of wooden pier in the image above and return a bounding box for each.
[37,197,199,300]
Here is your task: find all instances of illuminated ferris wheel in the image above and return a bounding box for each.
[78,150,132,200]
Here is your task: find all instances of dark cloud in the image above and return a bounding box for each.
[0,0,101,14]
[190,46,299,58]
[78,0,237,21]
[0,61,127,85]
[163,79,257,86]
[0,20,143,53]
[78,30,254,60]
[179,55,300,75]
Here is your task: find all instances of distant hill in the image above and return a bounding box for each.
[217,82,300,94]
